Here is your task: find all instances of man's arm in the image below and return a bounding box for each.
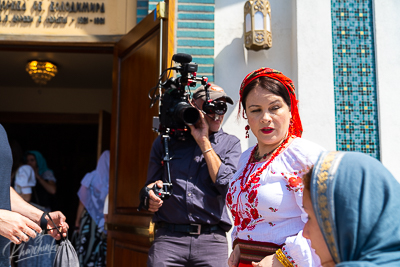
[188,112,222,183]
[10,187,68,239]
[10,187,42,224]
[142,137,164,212]
[0,188,43,244]
[212,138,241,195]
[196,135,221,183]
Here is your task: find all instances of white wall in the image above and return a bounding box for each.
[215,0,297,152]
[215,0,336,152]
[373,0,400,181]
[0,87,112,114]
[295,1,336,150]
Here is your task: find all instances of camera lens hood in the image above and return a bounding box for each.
[175,102,199,125]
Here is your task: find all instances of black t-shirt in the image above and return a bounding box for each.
[0,124,12,267]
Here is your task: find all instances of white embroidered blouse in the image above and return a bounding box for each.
[227,138,324,267]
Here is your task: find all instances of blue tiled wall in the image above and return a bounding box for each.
[137,0,215,83]
[137,1,149,23]
[331,0,379,159]
[177,0,215,83]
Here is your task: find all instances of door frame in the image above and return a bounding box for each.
[106,1,176,265]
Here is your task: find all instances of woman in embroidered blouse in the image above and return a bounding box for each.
[302,151,400,267]
[227,68,324,267]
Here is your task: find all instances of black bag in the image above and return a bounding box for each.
[53,237,80,267]
[45,212,79,267]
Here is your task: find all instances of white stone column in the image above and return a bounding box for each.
[373,0,400,180]
[295,0,336,151]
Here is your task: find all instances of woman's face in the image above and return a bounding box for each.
[245,86,291,151]
[26,154,37,169]
[303,189,335,266]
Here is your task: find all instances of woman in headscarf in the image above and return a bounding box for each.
[75,150,110,267]
[26,150,57,211]
[302,151,400,266]
[227,68,324,267]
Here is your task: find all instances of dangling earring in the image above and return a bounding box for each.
[245,125,250,139]
[288,118,294,135]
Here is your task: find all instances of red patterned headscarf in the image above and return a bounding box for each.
[239,67,303,138]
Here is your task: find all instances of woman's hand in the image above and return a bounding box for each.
[252,254,284,267]
[34,171,56,195]
[228,244,240,267]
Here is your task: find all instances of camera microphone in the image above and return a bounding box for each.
[172,53,192,64]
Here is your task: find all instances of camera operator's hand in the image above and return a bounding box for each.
[188,105,210,144]
[147,180,164,212]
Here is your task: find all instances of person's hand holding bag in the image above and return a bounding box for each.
[44,212,79,267]
[42,211,69,239]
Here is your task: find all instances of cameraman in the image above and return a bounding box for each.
[144,84,241,267]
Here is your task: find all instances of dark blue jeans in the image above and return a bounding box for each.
[147,227,228,267]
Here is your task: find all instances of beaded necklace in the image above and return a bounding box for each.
[239,135,291,192]
[251,136,287,162]
[252,147,274,162]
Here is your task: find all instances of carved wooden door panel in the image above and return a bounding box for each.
[106,1,175,266]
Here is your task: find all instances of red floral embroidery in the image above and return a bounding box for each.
[288,176,301,187]
[231,209,237,218]
[234,213,241,226]
[241,218,251,230]
[226,137,293,235]
[226,193,233,205]
[248,190,257,203]
[281,170,306,192]
[282,247,299,267]
[268,222,276,227]
[269,207,278,212]
[250,208,259,219]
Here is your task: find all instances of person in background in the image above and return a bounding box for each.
[0,124,69,267]
[10,140,36,202]
[75,150,110,267]
[26,150,57,211]
[302,151,400,267]
[9,142,59,266]
[227,68,324,267]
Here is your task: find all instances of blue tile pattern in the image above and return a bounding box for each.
[136,0,149,24]
[136,0,215,84]
[331,0,379,159]
[177,0,215,83]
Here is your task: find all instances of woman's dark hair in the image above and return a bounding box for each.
[241,76,291,111]
[302,166,314,192]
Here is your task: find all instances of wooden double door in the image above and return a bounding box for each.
[106,1,175,266]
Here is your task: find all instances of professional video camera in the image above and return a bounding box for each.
[140,53,203,211]
[149,53,211,140]
[139,53,225,211]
